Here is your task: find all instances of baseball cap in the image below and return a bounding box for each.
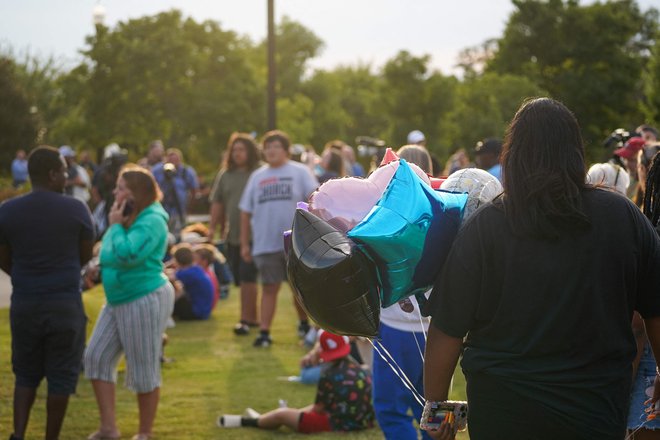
[407,130,426,144]
[614,137,645,159]
[318,330,351,362]
[59,145,76,158]
[474,138,502,156]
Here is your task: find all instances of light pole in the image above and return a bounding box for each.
[92,3,107,162]
[267,0,276,131]
[92,3,106,27]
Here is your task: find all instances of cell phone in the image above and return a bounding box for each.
[420,400,468,432]
[122,199,135,216]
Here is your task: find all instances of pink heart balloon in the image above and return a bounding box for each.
[309,177,382,232]
[309,157,431,233]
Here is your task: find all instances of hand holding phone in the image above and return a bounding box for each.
[122,199,135,217]
[420,400,468,433]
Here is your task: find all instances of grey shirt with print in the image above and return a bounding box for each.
[239,161,318,256]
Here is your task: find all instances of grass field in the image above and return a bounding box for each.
[0,284,469,439]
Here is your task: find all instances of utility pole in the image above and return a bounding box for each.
[267,0,276,130]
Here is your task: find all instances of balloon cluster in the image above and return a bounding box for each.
[286,149,502,337]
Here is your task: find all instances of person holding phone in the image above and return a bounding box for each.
[423,98,660,439]
[84,165,175,440]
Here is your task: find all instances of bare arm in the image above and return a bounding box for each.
[79,239,94,266]
[424,324,463,402]
[632,312,646,380]
[423,324,464,440]
[240,211,252,263]
[0,244,11,274]
[208,201,226,241]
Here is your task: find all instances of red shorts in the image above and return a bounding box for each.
[298,411,332,434]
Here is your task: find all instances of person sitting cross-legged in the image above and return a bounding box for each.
[218,330,375,434]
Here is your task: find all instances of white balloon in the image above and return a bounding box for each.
[440,168,503,220]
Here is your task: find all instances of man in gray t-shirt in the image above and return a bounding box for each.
[239,130,318,347]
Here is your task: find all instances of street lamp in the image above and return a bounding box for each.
[92,4,106,26]
[267,0,276,130]
[92,3,107,163]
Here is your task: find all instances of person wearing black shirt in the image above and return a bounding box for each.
[0,146,94,440]
[423,98,660,440]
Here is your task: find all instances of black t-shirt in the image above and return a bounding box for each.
[427,188,660,436]
[0,190,94,300]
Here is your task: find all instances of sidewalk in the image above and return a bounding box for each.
[0,271,9,308]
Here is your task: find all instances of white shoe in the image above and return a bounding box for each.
[217,414,241,428]
[166,317,176,328]
[244,408,261,419]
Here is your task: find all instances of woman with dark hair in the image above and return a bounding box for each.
[84,165,175,440]
[626,150,660,439]
[318,149,346,184]
[208,133,262,335]
[423,98,660,440]
[642,150,660,231]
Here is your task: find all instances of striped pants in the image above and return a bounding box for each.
[84,283,174,393]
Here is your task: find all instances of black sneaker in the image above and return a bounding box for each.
[253,334,273,347]
[233,322,250,335]
[297,322,311,338]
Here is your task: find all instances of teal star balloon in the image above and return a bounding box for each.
[348,159,467,307]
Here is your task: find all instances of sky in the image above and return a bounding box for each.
[0,0,658,75]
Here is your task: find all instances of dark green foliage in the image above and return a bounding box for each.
[488,0,659,155]
[0,57,39,165]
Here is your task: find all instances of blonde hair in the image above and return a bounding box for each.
[586,163,630,196]
[397,144,433,175]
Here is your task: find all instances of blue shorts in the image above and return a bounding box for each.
[11,296,87,395]
[627,343,660,430]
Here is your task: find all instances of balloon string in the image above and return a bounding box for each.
[370,339,425,407]
[413,299,431,362]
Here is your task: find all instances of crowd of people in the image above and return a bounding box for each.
[2,97,660,439]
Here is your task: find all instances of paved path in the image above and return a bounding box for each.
[0,271,10,308]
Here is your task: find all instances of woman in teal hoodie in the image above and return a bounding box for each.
[84,165,175,440]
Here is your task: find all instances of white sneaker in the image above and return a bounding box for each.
[244,408,261,419]
[217,414,241,428]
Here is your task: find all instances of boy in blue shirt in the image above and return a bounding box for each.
[169,244,214,320]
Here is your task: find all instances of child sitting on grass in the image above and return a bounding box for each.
[168,243,214,321]
[218,330,375,433]
[193,244,220,309]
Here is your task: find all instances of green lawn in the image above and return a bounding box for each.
[0,284,469,439]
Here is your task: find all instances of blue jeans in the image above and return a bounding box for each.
[628,342,660,430]
[373,323,431,440]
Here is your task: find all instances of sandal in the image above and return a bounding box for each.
[87,432,120,440]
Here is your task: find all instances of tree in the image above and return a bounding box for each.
[488,0,658,150]
[255,16,324,100]
[301,65,388,149]
[442,73,546,153]
[641,11,660,125]
[81,10,263,174]
[0,57,39,167]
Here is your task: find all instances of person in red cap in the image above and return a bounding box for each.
[217,330,375,433]
[614,136,646,199]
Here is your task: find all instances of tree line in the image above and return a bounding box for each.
[1,0,658,175]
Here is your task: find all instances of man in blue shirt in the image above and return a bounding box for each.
[474,138,503,183]
[11,149,28,188]
[152,148,199,238]
[0,146,94,440]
